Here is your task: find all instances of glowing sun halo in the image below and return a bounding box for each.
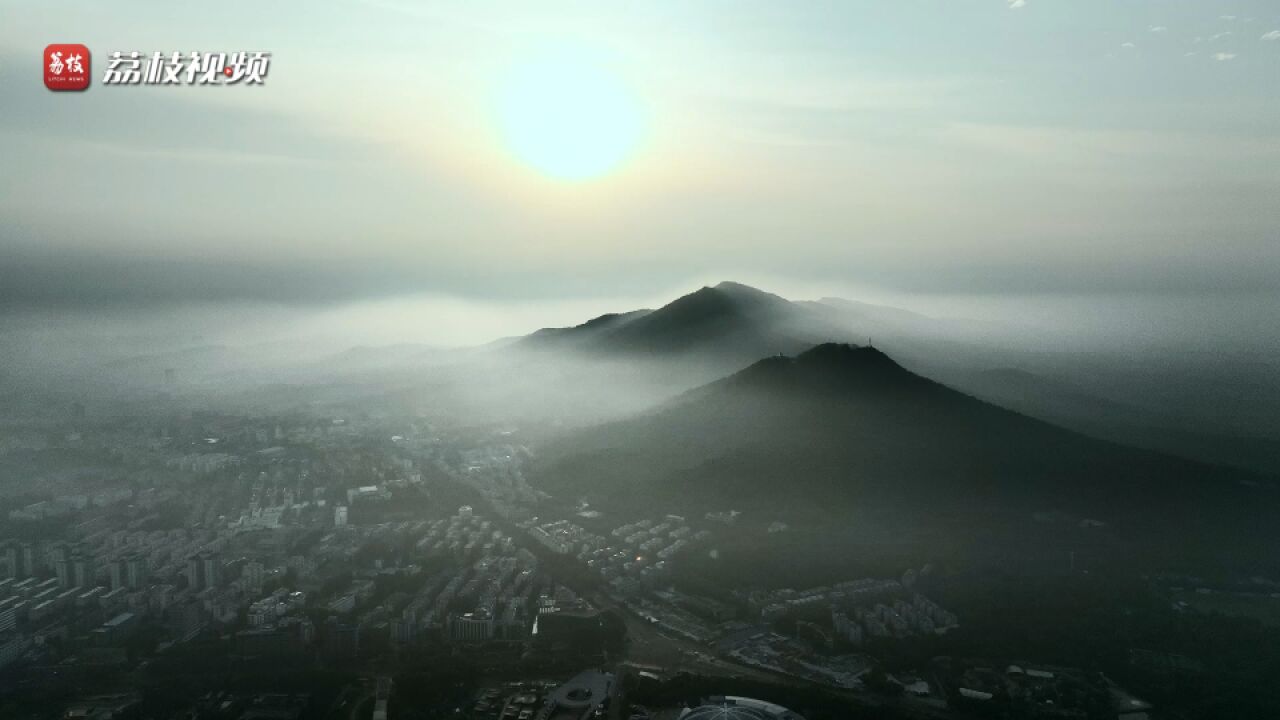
[495,49,644,182]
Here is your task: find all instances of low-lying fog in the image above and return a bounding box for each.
[3,280,1278,451]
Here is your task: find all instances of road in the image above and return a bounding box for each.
[589,591,784,684]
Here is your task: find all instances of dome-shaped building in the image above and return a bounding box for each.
[677,696,805,720]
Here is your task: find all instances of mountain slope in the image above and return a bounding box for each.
[521,309,654,350]
[530,344,1278,568]
[958,367,1280,474]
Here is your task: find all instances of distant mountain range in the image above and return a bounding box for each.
[48,281,1278,475]
[510,281,1280,474]
[516,281,1010,364]
[517,281,841,364]
[500,281,1000,425]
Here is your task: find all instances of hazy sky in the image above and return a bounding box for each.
[2,1,1278,345]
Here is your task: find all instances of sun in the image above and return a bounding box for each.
[495,48,644,182]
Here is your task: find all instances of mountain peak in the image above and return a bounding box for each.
[729,342,919,396]
[646,282,790,318]
[712,281,789,304]
[650,285,742,320]
[713,280,762,292]
[795,342,895,368]
[624,282,785,330]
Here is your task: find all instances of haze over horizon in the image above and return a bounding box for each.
[6,5,1280,715]
[2,1,1279,353]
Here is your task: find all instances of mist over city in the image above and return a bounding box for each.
[3,2,1280,719]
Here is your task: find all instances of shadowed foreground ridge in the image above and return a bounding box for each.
[532,343,1279,569]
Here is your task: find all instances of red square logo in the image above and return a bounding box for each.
[44,44,91,91]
